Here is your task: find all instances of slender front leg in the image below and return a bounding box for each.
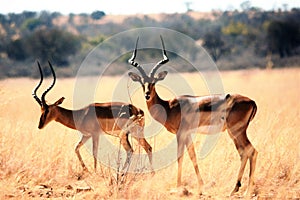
[75,135,91,172]
[177,153,184,188]
[176,133,185,188]
[186,135,203,194]
[92,133,100,172]
[120,131,133,171]
[135,137,153,172]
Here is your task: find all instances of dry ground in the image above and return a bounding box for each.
[0,68,299,199]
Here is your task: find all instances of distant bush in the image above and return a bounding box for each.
[5,28,82,66]
[203,31,226,61]
[21,18,42,31]
[267,20,300,58]
[222,21,249,36]
[27,28,82,66]
[91,11,105,20]
[6,39,28,60]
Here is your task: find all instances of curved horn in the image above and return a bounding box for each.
[41,61,56,106]
[150,35,169,78]
[32,61,43,106]
[128,37,147,78]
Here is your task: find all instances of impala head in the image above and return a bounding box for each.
[128,36,169,101]
[32,61,65,129]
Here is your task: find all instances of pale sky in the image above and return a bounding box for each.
[0,0,299,15]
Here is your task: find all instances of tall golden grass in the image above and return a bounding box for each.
[0,68,299,199]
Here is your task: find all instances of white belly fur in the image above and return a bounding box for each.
[186,123,225,135]
[99,118,143,137]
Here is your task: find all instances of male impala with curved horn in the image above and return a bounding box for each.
[32,61,153,173]
[128,36,258,195]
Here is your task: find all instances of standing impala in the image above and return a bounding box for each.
[32,61,153,173]
[128,36,258,195]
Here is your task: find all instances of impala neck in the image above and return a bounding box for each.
[55,107,77,130]
[146,86,170,122]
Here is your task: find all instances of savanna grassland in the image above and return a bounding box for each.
[0,68,299,199]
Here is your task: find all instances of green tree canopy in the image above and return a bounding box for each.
[222,21,249,36]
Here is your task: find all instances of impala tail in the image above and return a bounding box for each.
[247,100,257,125]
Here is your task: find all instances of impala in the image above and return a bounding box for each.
[32,61,153,173]
[128,36,258,195]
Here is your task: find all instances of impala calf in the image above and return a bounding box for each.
[33,61,153,173]
[128,36,258,196]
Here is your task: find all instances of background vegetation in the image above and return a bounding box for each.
[0,7,299,78]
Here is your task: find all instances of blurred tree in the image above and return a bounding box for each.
[5,28,81,65]
[6,39,28,60]
[240,1,251,12]
[91,11,105,20]
[203,31,225,61]
[50,12,62,18]
[162,14,200,39]
[22,11,37,19]
[267,20,300,57]
[21,18,41,31]
[88,34,106,46]
[38,11,53,27]
[0,14,7,24]
[203,32,224,61]
[222,21,248,36]
[68,13,75,24]
[26,28,82,65]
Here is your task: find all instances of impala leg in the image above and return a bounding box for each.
[137,137,153,172]
[227,101,258,196]
[75,135,91,172]
[247,145,258,196]
[229,129,256,196]
[92,133,100,172]
[120,131,133,171]
[231,145,248,195]
[186,135,203,194]
[130,119,154,172]
[176,134,185,188]
[231,142,257,196]
[177,155,184,188]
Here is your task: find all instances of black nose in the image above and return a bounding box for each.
[38,124,43,129]
[145,92,150,100]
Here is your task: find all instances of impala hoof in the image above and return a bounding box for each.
[170,187,192,197]
[150,170,155,176]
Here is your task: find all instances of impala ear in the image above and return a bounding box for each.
[155,71,168,81]
[54,97,65,106]
[128,72,142,83]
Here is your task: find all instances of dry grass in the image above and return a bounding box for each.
[0,68,299,199]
